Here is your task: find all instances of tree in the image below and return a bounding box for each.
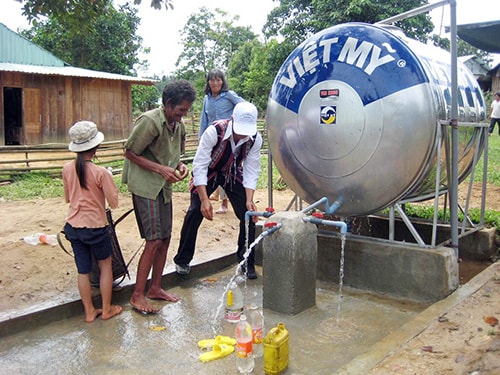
[263,0,434,46]
[175,7,257,80]
[17,0,174,22]
[20,2,146,75]
[432,35,493,65]
[132,85,160,116]
[228,40,287,114]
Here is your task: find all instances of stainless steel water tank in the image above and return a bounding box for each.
[266,22,486,216]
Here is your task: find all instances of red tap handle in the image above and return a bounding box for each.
[264,221,278,228]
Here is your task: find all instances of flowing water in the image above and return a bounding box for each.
[210,229,277,334]
[336,233,347,321]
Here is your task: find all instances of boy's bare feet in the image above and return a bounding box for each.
[102,305,123,320]
[85,308,103,323]
[147,289,180,302]
[130,296,159,314]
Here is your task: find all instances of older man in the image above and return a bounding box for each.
[123,79,196,314]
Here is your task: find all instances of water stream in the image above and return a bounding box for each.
[210,229,279,335]
[336,233,347,321]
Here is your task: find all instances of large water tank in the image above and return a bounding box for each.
[267,22,486,216]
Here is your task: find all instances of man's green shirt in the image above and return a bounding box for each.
[122,106,186,203]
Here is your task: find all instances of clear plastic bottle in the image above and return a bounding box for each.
[235,313,255,374]
[224,281,244,323]
[23,233,57,246]
[246,305,264,358]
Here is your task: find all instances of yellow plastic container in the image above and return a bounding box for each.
[263,322,289,375]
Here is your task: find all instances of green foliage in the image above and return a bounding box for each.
[19,0,112,23]
[131,85,160,116]
[228,42,270,114]
[19,0,173,19]
[431,35,493,64]
[400,204,500,231]
[20,2,146,75]
[175,7,257,80]
[227,39,294,115]
[263,0,434,46]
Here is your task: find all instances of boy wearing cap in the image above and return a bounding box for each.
[174,102,263,279]
[122,80,196,314]
[63,120,123,322]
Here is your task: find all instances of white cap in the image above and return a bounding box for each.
[232,102,258,136]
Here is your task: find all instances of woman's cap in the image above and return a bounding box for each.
[232,102,258,136]
[68,121,104,152]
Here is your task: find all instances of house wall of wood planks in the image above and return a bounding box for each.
[0,70,135,145]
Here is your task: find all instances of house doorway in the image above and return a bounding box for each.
[3,87,23,145]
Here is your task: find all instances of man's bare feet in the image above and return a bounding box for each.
[130,296,159,314]
[102,305,123,320]
[147,289,180,302]
[85,308,103,323]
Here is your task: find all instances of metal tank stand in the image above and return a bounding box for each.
[387,120,488,248]
[272,119,488,249]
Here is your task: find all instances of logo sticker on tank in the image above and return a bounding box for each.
[320,106,336,125]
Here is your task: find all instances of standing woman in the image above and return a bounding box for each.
[63,121,122,322]
[200,69,244,214]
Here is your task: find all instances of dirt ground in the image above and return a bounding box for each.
[0,188,296,315]
[0,185,499,374]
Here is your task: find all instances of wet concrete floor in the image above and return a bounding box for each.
[0,262,428,375]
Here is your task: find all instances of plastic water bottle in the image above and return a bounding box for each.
[246,305,264,358]
[235,313,255,374]
[224,281,244,323]
[23,233,57,246]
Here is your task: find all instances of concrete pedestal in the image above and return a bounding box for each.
[262,211,318,315]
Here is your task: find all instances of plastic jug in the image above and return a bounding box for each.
[263,322,289,375]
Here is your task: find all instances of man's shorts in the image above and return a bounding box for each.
[132,193,173,240]
[63,223,112,274]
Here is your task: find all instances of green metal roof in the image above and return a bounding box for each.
[0,23,155,84]
[0,23,66,66]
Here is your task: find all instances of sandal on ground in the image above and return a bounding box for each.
[216,206,228,214]
[199,344,234,362]
[198,335,236,349]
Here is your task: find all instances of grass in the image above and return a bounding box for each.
[474,132,500,185]
[397,134,500,229]
[0,155,285,200]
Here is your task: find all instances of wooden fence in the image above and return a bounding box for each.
[0,120,268,179]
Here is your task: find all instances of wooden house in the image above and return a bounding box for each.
[488,63,500,95]
[459,55,491,92]
[0,23,154,145]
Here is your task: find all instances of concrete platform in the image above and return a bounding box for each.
[0,253,497,374]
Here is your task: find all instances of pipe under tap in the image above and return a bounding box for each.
[245,207,275,222]
[302,197,343,215]
[302,212,348,234]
